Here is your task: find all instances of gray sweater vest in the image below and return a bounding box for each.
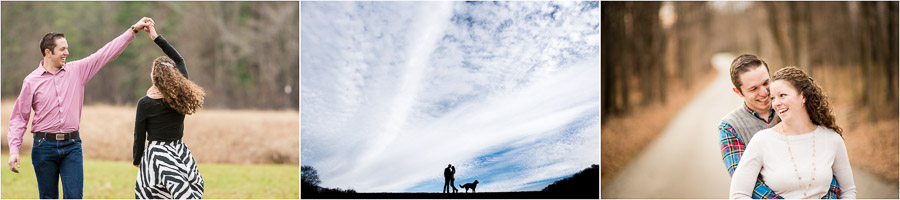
[722,105,780,143]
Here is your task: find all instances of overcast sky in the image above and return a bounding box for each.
[301,1,598,192]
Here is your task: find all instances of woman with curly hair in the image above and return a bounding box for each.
[132,23,205,199]
[730,67,856,199]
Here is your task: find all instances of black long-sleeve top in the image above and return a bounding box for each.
[133,35,189,165]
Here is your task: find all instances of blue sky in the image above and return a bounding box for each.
[301,1,598,192]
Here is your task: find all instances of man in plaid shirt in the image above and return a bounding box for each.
[718,54,840,199]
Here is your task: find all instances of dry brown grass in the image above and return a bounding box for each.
[839,108,899,183]
[815,66,899,184]
[0,101,299,165]
[601,68,717,184]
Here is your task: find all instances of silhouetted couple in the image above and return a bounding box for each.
[443,164,457,193]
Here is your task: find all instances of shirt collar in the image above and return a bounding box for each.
[744,103,775,124]
[38,60,66,75]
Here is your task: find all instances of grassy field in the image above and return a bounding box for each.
[1,155,298,198]
[0,100,299,164]
[0,100,300,197]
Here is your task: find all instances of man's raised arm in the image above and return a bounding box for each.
[71,17,153,85]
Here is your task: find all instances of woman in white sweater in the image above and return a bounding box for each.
[730,67,856,199]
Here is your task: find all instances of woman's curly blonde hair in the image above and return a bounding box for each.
[772,66,842,136]
[152,56,205,115]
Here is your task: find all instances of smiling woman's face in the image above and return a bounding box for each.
[770,79,805,123]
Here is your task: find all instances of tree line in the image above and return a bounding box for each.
[1,2,299,110]
[602,1,898,123]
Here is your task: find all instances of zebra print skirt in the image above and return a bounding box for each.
[135,140,204,199]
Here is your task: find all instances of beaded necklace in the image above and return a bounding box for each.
[782,125,816,197]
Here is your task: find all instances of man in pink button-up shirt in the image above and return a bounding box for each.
[7,17,155,199]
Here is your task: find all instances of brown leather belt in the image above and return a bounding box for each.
[33,130,80,140]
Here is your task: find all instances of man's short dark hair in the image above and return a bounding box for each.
[40,32,65,56]
[729,54,770,94]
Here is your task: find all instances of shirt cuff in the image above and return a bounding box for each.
[123,29,136,41]
[9,145,20,155]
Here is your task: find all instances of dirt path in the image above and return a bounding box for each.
[601,53,898,198]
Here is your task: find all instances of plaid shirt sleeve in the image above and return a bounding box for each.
[822,176,841,199]
[718,121,783,199]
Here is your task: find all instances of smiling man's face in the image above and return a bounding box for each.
[734,64,772,115]
[46,38,69,67]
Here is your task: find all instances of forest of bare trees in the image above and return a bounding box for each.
[762,2,899,121]
[1,2,299,110]
[602,1,899,123]
[602,2,716,123]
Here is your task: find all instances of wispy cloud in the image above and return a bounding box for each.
[301,1,599,192]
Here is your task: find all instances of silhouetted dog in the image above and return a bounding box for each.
[459,180,479,193]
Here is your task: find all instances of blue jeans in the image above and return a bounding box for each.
[31,136,83,199]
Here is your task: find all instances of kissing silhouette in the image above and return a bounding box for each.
[442,164,458,193]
